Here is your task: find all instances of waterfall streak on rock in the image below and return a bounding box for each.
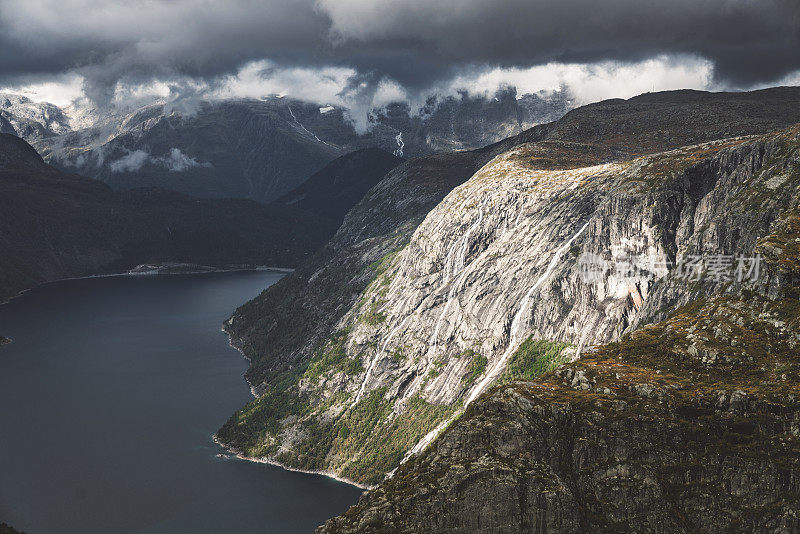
[430,198,489,348]
[466,220,591,405]
[353,315,412,405]
[393,132,404,157]
[401,219,590,466]
[288,105,333,147]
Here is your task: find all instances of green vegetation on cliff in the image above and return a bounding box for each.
[304,330,364,381]
[461,350,488,388]
[501,338,571,383]
[221,381,458,485]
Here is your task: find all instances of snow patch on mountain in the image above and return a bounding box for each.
[0,93,72,138]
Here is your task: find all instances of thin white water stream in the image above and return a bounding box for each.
[402,219,591,464]
[466,220,590,405]
[287,105,333,147]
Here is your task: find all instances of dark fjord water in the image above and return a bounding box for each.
[0,271,362,533]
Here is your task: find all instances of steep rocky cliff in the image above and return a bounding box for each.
[218,88,800,489]
[319,216,800,532]
[217,150,497,482]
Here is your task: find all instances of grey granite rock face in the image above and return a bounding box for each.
[316,123,800,531]
[220,90,800,487]
[221,125,800,486]
[224,147,502,384]
[356,134,795,405]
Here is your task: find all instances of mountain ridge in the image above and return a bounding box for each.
[277,148,403,224]
[0,133,329,303]
[1,91,571,202]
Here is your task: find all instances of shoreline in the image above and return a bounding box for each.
[125,264,295,276]
[211,434,371,490]
[220,323,372,491]
[0,265,295,306]
[222,324,262,398]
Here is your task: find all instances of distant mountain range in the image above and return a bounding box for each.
[0,132,325,303]
[0,89,571,202]
[0,125,407,304]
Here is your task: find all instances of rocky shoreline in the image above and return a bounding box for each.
[126,262,294,276]
[211,434,370,490]
[222,323,264,398]
[218,321,370,490]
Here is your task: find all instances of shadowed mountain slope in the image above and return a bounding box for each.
[277,148,403,225]
[0,133,328,302]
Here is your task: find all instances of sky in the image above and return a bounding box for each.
[0,0,798,115]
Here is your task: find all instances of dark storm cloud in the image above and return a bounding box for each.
[318,0,800,87]
[0,0,330,104]
[0,0,798,103]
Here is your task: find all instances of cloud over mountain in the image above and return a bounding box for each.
[0,0,797,112]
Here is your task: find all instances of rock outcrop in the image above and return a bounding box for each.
[0,522,23,534]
